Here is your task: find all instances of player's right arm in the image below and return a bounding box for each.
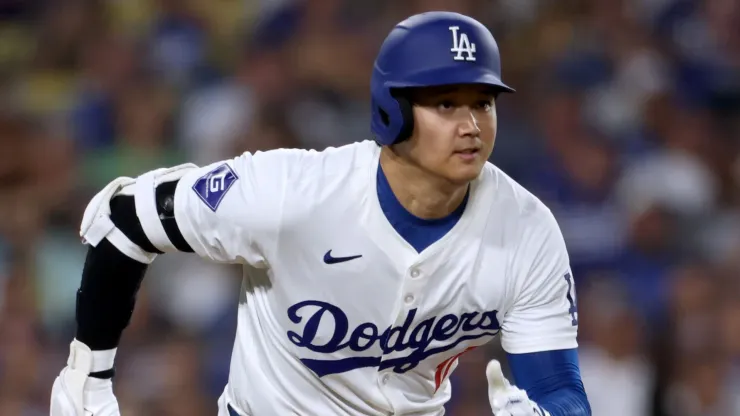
[51,150,298,416]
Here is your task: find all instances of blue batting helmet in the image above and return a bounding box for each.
[370,12,515,146]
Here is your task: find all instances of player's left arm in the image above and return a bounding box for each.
[492,205,591,416]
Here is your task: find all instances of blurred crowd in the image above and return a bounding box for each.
[0,0,738,415]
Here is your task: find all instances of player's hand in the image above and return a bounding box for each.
[486,360,550,416]
[50,340,121,416]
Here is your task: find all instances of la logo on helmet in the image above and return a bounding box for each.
[449,26,477,61]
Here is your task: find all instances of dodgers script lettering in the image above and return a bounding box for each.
[287,300,500,377]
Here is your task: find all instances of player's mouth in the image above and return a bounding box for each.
[454,147,481,161]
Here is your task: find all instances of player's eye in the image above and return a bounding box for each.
[476,100,493,112]
[437,100,455,111]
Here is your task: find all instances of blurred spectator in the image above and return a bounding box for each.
[146,0,209,89]
[72,32,139,151]
[81,76,183,191]
[579,278,654,416]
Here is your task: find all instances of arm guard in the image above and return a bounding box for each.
[75,164,197,354]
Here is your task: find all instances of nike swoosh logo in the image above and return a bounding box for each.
[323,250,362,264]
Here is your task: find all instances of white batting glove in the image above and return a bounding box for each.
[50,339,121,416]
[486,360,550,416]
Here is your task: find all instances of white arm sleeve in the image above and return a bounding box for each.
[501,206,579,354]
[173,149,299,267]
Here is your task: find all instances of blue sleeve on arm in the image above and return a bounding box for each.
[507,348,591,416]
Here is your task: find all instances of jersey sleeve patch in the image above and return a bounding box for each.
[192,163,239,212]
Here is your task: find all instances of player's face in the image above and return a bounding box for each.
[396,84,497,185]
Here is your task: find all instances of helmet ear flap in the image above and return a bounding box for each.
[372,90,415,146]
[391,92,414,144]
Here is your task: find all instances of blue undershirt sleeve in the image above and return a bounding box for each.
[506,348,591,415]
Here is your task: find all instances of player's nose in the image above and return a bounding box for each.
[457,111,481,138]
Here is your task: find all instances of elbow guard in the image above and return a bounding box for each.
[79,163,198,262]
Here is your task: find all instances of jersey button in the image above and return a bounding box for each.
[410,269,421,279]
[404,294,414,304]
[382,374,390,384]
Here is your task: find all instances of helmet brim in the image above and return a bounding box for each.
[384,65,515,94]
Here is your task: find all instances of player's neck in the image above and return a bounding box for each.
[380,148,468,220]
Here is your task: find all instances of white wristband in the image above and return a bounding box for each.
[91,348,117,373]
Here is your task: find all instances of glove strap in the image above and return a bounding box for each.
[89,368,116,379]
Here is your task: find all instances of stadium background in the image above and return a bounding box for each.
[0,0,739,414]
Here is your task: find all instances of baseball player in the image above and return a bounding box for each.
[50,11,591,416]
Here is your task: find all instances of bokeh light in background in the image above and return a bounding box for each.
[0,0,739,415]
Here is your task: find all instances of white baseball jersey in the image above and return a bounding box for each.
[172,140,579,416]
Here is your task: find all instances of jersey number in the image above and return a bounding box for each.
[563,273,578,326]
